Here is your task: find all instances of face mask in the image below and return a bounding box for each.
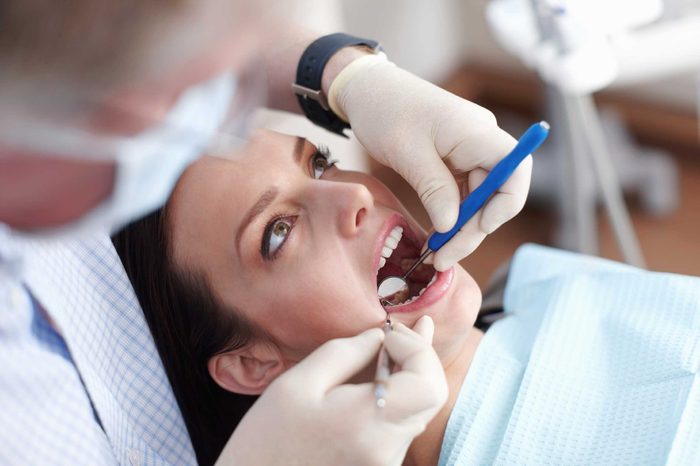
[9,71,239,239]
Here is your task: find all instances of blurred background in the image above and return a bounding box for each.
[256,0,700,287]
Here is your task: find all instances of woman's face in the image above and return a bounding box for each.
[168,130,481,367]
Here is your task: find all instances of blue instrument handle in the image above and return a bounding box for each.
[427,121,550,252]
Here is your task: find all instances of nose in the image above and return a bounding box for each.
[332,182,374,237]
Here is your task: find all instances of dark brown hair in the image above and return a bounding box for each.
[112,206,259,466]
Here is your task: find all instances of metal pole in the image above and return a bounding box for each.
[554,86,599,254]
[569,93,646,267]
[530,0,645,267]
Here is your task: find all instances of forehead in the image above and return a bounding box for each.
[174,130,300,201]
[182,131,305,182]
[167,131,302,252]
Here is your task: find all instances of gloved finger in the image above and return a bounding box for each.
[428,168,488,269]
[441,124,517,173]
[380,370,447,425]
[385,320,446,418]
[389,146,460,233]
[409,315,435,344]
[325,383,430,444]
[288,328,384,393]
[380,323,447,422]
[431,213,487,271]
[478,155,532,234]
[384,324,445,385]
[430,153,531,269]
[368,326,447,424]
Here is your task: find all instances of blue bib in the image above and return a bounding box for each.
[439,245,700,466]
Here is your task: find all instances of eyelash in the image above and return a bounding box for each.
[311,145,338,179]
[260,146,337,261]
[260,215,295,260]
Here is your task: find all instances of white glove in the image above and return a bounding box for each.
[216,316,447,466]
[330,55,531,271]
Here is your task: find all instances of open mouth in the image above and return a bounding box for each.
[375,223,439,307]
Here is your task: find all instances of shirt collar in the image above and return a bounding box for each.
[0,224,25,280]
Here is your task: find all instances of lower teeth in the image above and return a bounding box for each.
[398,272,437,305]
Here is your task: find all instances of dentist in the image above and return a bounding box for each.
[0,1,529,465]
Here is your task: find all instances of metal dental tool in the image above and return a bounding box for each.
[378,121,551,305]
[374,314,393,408]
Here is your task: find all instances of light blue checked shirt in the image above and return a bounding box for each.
[0,225,197,465]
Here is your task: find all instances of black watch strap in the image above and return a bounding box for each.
[293,33,381,137]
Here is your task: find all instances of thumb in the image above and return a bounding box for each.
[288,328,384,393]
[392,149,459,232]
[410,315,435,344]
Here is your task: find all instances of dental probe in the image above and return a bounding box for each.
[378,121,551,304]
[374,315,393,408]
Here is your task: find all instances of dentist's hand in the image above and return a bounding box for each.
[217,316,447,466]
[331,57,531,271]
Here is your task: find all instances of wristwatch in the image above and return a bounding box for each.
[292,33,382,137]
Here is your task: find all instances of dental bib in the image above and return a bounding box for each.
[440,244,700,466]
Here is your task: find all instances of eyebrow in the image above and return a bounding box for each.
[293,136,306,163]
[235,136,307,254]
[236,186,279,253]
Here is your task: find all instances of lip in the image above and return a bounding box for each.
[372,213,454,314]
[384,267,454,314]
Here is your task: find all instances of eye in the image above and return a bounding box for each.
[261,216,295,260]
[310,145,337,179]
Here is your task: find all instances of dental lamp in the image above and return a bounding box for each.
[487,0,700,266]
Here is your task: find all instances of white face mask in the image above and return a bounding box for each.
[8,71,242,239]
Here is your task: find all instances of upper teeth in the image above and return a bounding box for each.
[378,226,403,270]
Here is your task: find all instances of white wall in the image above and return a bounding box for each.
[340,0,469,83]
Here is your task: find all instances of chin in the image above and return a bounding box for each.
[430,266,482,359]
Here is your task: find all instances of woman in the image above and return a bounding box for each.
[113,130,700,465]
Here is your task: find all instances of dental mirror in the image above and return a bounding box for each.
[378,276,410,305]
[376,121,550,307]
[378,248,431,305]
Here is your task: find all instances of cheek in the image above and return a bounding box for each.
[249,260,382,358]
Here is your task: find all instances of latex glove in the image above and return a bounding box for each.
[330,56,531,271]
[217,316,447,466]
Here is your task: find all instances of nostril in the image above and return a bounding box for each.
[355,207,367,228]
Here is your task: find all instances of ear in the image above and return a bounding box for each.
[208,342,285,396]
